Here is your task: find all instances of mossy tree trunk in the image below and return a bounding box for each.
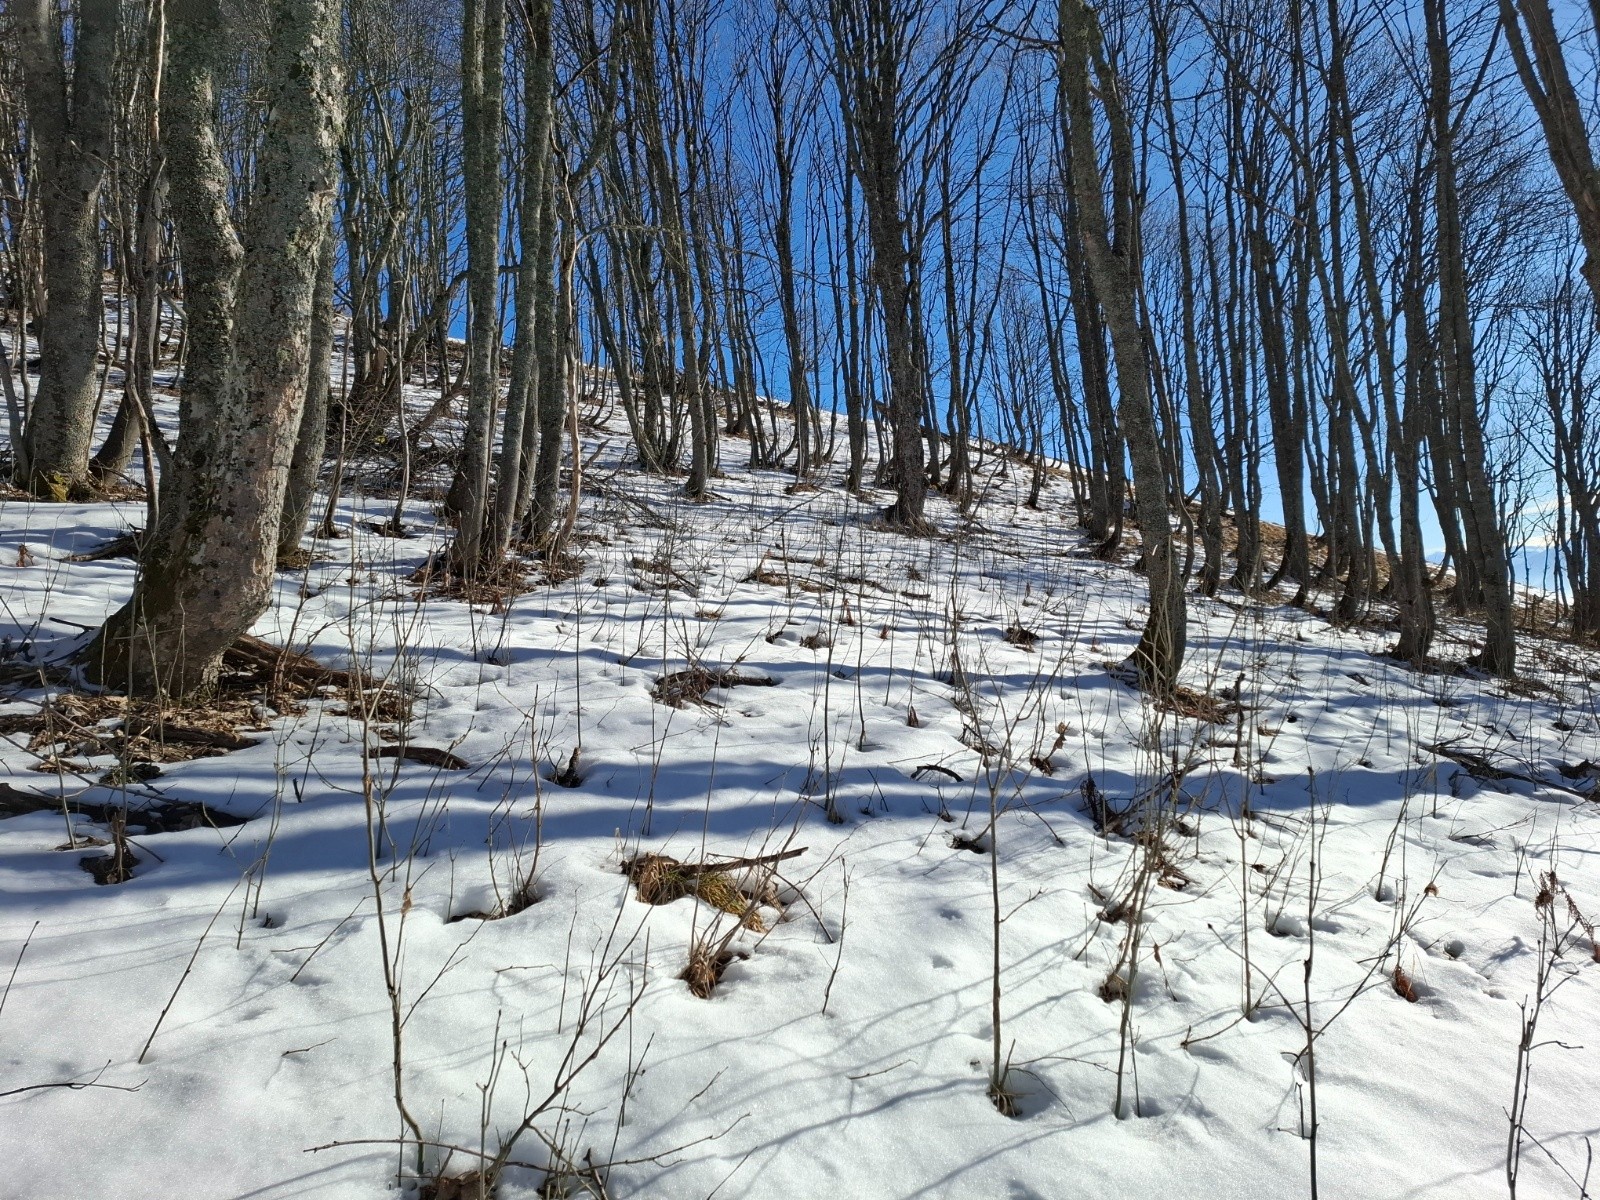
[86,0,343,698]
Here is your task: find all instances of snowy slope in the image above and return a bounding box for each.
[1,396,1598,1200]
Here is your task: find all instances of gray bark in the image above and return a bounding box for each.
[1059,0,1185,692]
[1429,0,1515,676]
[13,0,119,497]
[88,0,343,697]
[1500,0,1600,331]
[487,0,555,563]
[831,0,929,530]
[445,0,507,567]
[277,223,338,561]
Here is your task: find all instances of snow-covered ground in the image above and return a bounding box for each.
[1,383,1598,1199]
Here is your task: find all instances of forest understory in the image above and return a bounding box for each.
[7,0,1600,1192]
[1,376,1597,1200]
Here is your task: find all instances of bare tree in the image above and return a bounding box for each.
[87,0,344,696]
[1057,0,1186,692]
[1500,0,1600,327]
[11,0,119,497]
[445,0,508,568]
[829,0,931,530]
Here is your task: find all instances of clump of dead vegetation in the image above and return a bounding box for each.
[1002,622,1040,651]
[623,848,802,931]
[630,553,699,596]
[0,634,408,780]
[407,552,530,608]
[78,809,138,885]
[1,692,265,779]
[1392,963,1421,1003]
[625,847,805,1000]
[1156,684,1242,725]
[680,940,745,999]
[741,550,830,594]
[650,666,775,708]
[1535,871,1600,963]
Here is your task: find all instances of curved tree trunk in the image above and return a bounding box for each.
[87,0,343,698]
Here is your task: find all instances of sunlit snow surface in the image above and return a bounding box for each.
[1,376,1597,1198]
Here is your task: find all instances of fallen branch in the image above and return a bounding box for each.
[0,1060,144,1099]
[0,783,250,832]
[367,744,469,770]
[1422,742,1596,802]
[675,847,807,877]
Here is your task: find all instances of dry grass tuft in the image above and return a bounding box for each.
[1158,685,1242,725]
[680,940,739,999]
[624,852,767,930]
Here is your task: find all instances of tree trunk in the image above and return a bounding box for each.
[488,0,555,562]
[277,223,338,562]
[87,0,343,698]
[1500,0,1600,332]
[13,0,119,498]
[445,0,507,567]
[1429,0,1515,676]
[832,0,929,530]
[1059,0,1185,693]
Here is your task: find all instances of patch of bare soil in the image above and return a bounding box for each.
[366,744,469,770]
[0,781,251,834]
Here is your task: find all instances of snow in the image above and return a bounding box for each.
[2,387,1598,1198]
